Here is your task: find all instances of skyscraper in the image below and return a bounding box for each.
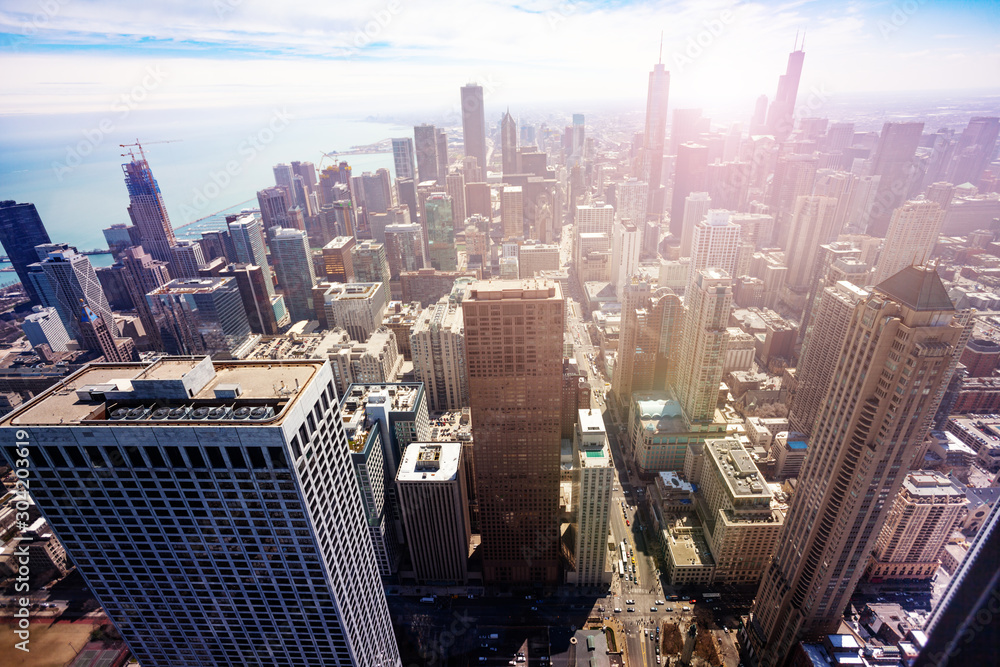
[944,116,1000,186]
[414,124,439,184]
[611,220,641,298]
[746,266,971,667]
[570,409,613,587]
[123,152,176,264]
[0,356,401,666]
[783,195,840,293]
[686,210,741,296]
[676,269,731,422]
[463,280,564,584]
[227,214,275,297]
[410,297,468,411]
[868,121,924,236]
[445,171,467,229]
[765,44,805,140]
[257,186,293,231]
[642,61,670,216]
[351,240,391,293]
[321,236,355,283]
[218,263,279,335]
[169,239,206,279]
[383,223,425,279]
[670,142,709,239]
[424,194,457,271]
[679,191,711,256]
[78,303,135,362]
[146,277,255,358]
[391,137,416,180]
[461,84,488,176]
[0,201,51,305]
[871,199,945,285]
[270,228,316,323]
[28,246,114,340]
[501,109,519,177]
[769,153,819,248]
[501,186,524,239]
[22,305,71,352]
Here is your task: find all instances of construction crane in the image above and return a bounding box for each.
[119,139,182,161]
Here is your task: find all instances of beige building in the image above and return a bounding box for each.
[410,298,468,411]
[320,282,389,342]
[866,470,968,582]
[871,200,945,285]
[676,269,732,422]
[724,327,756,373]
[518,242,561,279]
[500,186,523,239]
[326,327,403,395]
[568,409,614,587]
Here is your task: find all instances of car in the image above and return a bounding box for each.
[665,606,673,612]
[683,606,690,612]
[614,607,622,613]
[627,607,635,612]
[656,657,661,664]
[626,599,635,605]
[650,606,657,612]
[531,606,538,611]
[626,519,630,526]
[656,599,665,605]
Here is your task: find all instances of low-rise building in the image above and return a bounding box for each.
[627,390,729,474]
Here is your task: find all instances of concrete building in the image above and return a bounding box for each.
[866,470,967,582]
[27,246,114,340]
[0,356,401,666]
[397,442,471,585]
[382,301,421,360]
[321,236,356,283]
[384,223,425,280]
[463,280,564,584]
[686,210,740,296]
[146,278,257,359]
[22,305,71,352]
[410,298,468,411]
[169,239,206,279]
[518,243,560,279]
[568,409,614,587]
[327,328,404,396]
[676,269,732,423]
[270,228,316,323]
[501,186,523,239]
[320,282,388,342]
[747,266,972,667]
[872,200,946,285]
[612,220,642,298]
[400,268,476,307]
[351,241,391,294]
[627,391,728,473]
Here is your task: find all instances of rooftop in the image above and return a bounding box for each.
[875,265,954,312]
[706,438,771,499]
[397,442,462,482]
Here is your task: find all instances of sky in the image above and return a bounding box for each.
[2,0,1000,120]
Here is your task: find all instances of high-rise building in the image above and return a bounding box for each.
[78,304,136,362]
[218,263,279,335]
[670,142,709,239]
[122,153,176,264]
[866,471,967,582]
[612,281,684,406]
[0,356,401,666]
[871,200,945,285]
[944,116,999,187]
[396,442,471,585]
[676,269,731,422]
[359,169,393,216]
[227,215,275,297]
[320,282,389,342]
[436,129,448,183]
[424,194,456,271]
[576,203,614,237]
[746,266,971,667]
[868,121,925,236]
[147,277,256,358]
[351,241,391,293]
[501,109,519,177]
[518,243,560,279]
[789,280,869,437]
[461,85,488,176]
[392,137,416,180]
[414,124,439,184]
[465,181,491,219]
[410,298,468,411]
[0,201,51,304]
[618,178,649,229]
[22,306,71,352]
[169,239,206,279]
[569,409,613,587]
[463,280,564,584]
[325,330,404,395]
[321,236,356,284]
[384,224,425,279]
[783,195,840,293]
[612,220,641,298]
[445,171,467,229]
[642,62,671,215]
[686,210,740,296]
[501,186,524,239]
[769,153,819,248]
[679,192,712,256]
[257,186,293,231]
[269,228,316,323]
[28,246,114,340]
[765,45,805,139]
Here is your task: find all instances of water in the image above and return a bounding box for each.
[0,108,409,252]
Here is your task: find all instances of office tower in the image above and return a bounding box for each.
[391,137,416,180]
[913,501,1000,667]
[462,83,487,175]
[169,240,206,279]
[200,228,235,263]
[396,442,471,585]
[218,263,279,335]
[324,330,404,395]
[291,160,317,193]
[320,282,389,342]
[618,178,650,229]
[445,171,467,229]
[518,243,559,279]
[769,153,819,247]
[0,356,401,666]
[611,220,641,298]
[613,282,685,408]
[747,266,971,667]
[227,215,274,296]
[697,438,784,585]
[670,142,709,239]
[359,169,393,215]
[424,194,456,271]
[22,306,71,352]
[321,236,356,284]
[384,224,425,279]
[78,304,135,362]
[257,186,293,231]
[501,110,519,177]
[122,153,176,264]
[463,156,482,184]
[396,178,418,223]
[784,195,840,293]
[944,116,999,186]
[765,44,805,139]
[676,269,731,422]
[868,121,925,236]
[0,201,51,305]
[871,200,945,285]
[925,181,954,209]
[500,186,524,239]
[670,108,705,155]
[410,297,468,411]
[28,246,114,340]
[147,277,255,358]
[465,181,491,218]
[96,262,133,310]
[678,192,712,256]
[414,124,439,184]
[102,223,137,257]
[686,210,740,295]
[351,241,391,294]
[866,471,967,582]
[436,129,448,183]
[273,162,295,192]
[270,228,316,323]
[642,61,671,215]
[463,280,564,584]
[576,202,614,236]
[569,409,613,587]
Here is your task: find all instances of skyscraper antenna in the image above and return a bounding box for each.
[794,30,799,51]
[801,29,806,50]
[658,31,663,64]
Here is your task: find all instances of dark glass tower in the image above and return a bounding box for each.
[0,201,52,305]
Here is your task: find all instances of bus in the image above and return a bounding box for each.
[618,561,625,577]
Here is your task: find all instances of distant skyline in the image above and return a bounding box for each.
[2,0,999,117]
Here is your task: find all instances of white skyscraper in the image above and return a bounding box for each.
[686,209,740,295]
[410,298,468,411]
[871,199,946,285]
[0,356,401,667]
[576,203,615,237]
[612,219,642,299]
[680,191,712,257]
[677,269,732,422]
[618,178,649,226]
[169,239,206,279]
[22,305,72,352]
[570,409,614,587]
[391,137,416,180]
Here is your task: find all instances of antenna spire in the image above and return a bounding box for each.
[794,30,799,51]
[658,31,663,64]
[801,29,806,50]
